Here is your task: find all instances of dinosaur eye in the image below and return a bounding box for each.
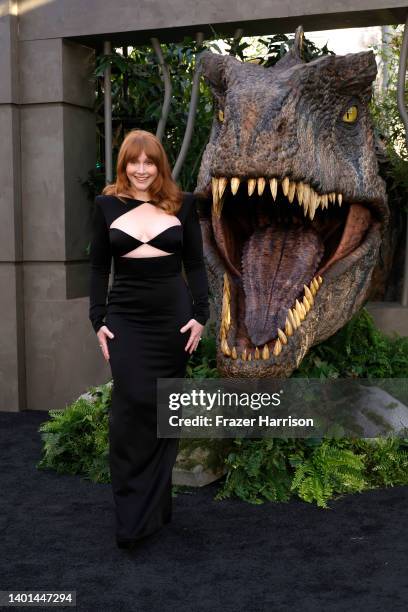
[342,105,358,123]
[218,109,224,122]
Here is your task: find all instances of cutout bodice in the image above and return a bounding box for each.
[108,198,183,258]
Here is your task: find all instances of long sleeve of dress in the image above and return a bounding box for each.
[88,199,112,333]
[182,196,210,326]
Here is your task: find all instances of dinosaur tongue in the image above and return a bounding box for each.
[241,222,324,346]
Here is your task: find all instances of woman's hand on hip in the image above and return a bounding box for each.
[97,325,115,362]
[180,319,204,354]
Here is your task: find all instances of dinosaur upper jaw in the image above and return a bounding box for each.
[200,175,385,376]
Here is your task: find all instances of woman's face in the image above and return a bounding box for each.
[126,150,158,194]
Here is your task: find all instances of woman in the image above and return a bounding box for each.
[89,129,210,550]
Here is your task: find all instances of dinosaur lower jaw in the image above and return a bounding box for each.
[206,177,384,364]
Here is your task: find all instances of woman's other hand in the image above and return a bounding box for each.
[97,325,115,361]
[180,319,204,354]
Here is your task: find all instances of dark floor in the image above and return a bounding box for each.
[1,410,407,612]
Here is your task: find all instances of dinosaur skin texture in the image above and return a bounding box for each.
[194,26,389,378]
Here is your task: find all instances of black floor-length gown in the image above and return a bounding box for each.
[88,191,210,545]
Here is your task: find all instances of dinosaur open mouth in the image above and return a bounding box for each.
[208,176,383,361]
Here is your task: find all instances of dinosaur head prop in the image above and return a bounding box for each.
[195,26,389,377]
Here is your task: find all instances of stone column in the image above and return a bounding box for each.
[0,17,109,411]
[0,3,25,412]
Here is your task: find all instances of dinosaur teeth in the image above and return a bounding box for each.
[273,338,282,356]
[281,176,290,196]
[248,178,256,196]
[308,189,317,220]
[211,178,219,216]
[221,337,231,356]
[265,275,322,359]
[211,177,223,218]
[303,283,314,306]
[302,183,310,215]
[218,177,228,200]
[310,279,316,296]
[288,308,298,330]
[220,272,231,355]
[296,182,304,205]
[288,181,296,203]
[303,295,311,313]
[309,275,322,297]
[292,307,301,327]
[257,177,266,196]
[220,272,231,345]
[212,175,343,220]
[231,177,240,195]
[221,273,324,361]
[212,177,218,202]
[269,178,278,201]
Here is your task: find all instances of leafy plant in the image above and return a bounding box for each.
[289,440,367,508]
[256,32,335,67]
[37,384,112,483]
[357,436,408,486]
[215,438,295,504]
[214,435,408,509]
[293,307,408,379]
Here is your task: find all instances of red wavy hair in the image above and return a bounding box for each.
[102,129,183,215]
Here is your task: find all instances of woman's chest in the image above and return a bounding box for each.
[106,201,184,258]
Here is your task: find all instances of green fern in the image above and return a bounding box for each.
[36,384,111,483]
[362,437,408,486]
[215,438,293,504]
[290,442,367,508]
[294,307,408,379]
